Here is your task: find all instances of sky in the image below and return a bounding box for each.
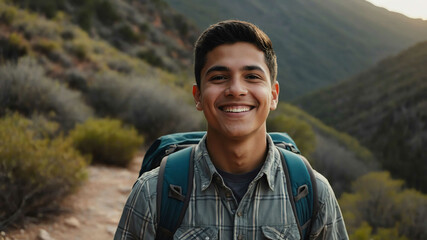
[365,0,427,20]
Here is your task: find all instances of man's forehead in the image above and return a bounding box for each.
[202,43,267,71]
[204,65,267,76]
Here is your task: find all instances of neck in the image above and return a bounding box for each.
[205,129,268,174]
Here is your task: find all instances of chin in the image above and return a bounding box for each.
[223,127,264,140]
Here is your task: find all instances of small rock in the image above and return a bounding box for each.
[104,216,119,224]
[106,225,116,235]
[0,231,5,237]
[20,229,25,234]
[118,186,130,194]
[64,217,80,228]
[38,229,55,240]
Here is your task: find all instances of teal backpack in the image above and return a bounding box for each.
[138,131,319,240]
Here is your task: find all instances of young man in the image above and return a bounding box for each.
[115,20,348,239]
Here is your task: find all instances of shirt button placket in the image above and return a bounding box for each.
[235,211,244,240]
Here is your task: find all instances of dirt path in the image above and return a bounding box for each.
[3,156,143,240]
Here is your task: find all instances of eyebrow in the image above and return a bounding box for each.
[205,66,230,76]
[205,65,266,77]
[242,65,265,73]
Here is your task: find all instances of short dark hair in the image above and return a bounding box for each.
[194,20,277,88]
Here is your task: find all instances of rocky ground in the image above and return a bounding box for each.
[1,156,143,240]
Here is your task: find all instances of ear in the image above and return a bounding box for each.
[192,84,203,111]
[270,81,279,110]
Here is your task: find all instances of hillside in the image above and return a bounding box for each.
[6,0,200,73]
[0,0,203,143]
[267,103,378,195]
[164,0,427,100]
[295,41,427,192]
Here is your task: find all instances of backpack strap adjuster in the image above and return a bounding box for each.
[169,184,185,201]
[295,184,309,202]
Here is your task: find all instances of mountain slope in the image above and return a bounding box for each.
[164,0,427,99]
[295,41,427,192]
[268,103,378,195]
[7,0,200,73]
[0,0,203,142]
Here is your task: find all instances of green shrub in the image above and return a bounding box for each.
[339,172,427,240]
[0,6,17,24]
[95,0,120,26]
[115,23,141,43]
[137,48,164,68]
[63,68,89,91]
[107,59,133,74]
[0,113,88,228]
[69,118,144,166]
[267,113,316,156]
[68,42,88,60]
[0,33,29,62]
[76,7,93,31]
[10,0,65,19]
[0,57,93,130]
[349,222,408,240]
[33,38,60,55]
[60,28,75,40]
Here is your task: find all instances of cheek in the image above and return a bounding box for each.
[254,88,272,104]
[200,87,221,105]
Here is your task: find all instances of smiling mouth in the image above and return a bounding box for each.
[220,106,254,113]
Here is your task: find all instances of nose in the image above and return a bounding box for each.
[225,77,248,96]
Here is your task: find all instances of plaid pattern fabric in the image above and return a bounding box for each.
[115,135,349,240]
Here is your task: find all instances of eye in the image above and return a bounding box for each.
[246,74,262,81]
[210,75,227,82]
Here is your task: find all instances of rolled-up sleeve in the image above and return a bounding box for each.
[114,170,158,240]
[310,172,349,240]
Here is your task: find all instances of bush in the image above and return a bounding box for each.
[69,118,144,166]
[68,41,88,60]
[0,113,88,229]
[267,113,316,156]
[349,222,408,240]
[115,23,141,44]
[86,73,202,143]
[107,59,133,74]
[0,57,93,130]
[10,0,65,19]
[137,48,164,68]
[63,68,89,91]
[339,172,427,240]
[0,6,17,25]
[76,7,93,31]
[0,33,29,62]
[33,38,60,55]
[95,0,121,26]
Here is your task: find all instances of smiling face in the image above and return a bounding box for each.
[193,42,279,140]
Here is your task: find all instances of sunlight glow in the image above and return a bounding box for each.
[366,0,427,20]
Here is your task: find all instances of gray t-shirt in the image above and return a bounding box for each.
[216,165,262,204]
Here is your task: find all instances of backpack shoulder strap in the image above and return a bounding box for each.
[277,147,319,240]
[155,146,195,240]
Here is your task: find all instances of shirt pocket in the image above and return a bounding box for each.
[174,226,218,240]
[261,225,300,240]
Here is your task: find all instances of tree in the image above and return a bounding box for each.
[339,171,427,239]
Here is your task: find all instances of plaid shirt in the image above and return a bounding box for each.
[115,135,349,239]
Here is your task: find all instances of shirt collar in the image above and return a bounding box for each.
[194,134,280,191]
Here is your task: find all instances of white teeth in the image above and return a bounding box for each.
[222,106,251,113]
